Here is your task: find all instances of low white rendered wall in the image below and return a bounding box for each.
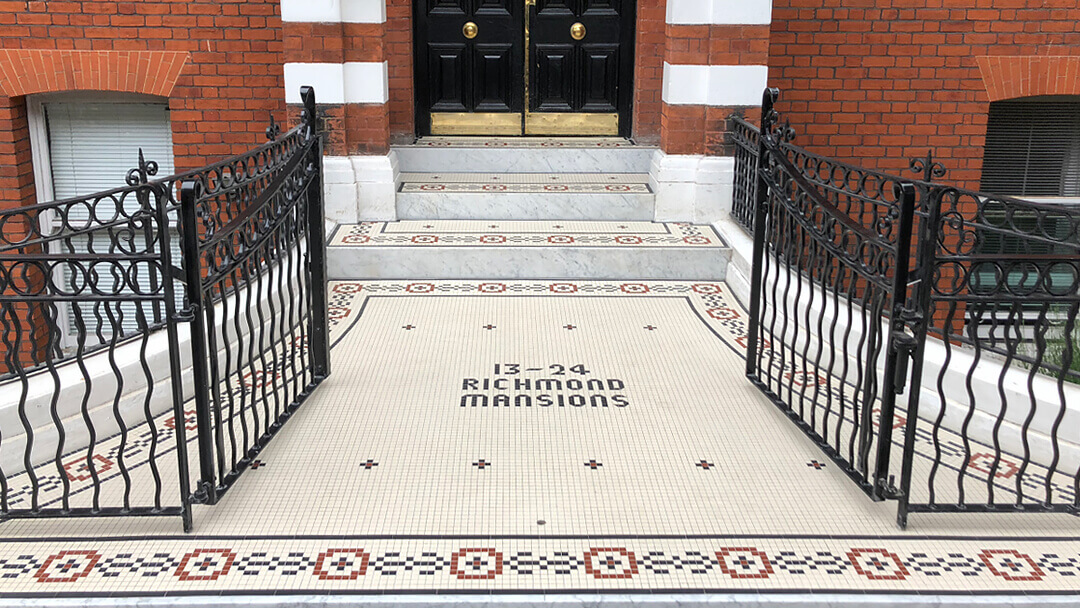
[0,257,309,477]
[714,218,1080,475]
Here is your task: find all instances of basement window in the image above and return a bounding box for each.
[27,94,180,344]
[980,95,1080,201]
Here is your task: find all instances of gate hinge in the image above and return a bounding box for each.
[878,474,904,501]
[174,303,198,322]
[897,307,924,327]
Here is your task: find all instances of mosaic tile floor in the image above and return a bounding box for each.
[329,221,722,247]
[1,281,1078,598]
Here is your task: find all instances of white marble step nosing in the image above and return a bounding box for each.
[393,146,657,174]
[395,192,656,221]
[327,246,730,280]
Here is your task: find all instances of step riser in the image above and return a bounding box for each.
[394,147,655,174]
[397,192,655,221]
[328,249,730,281]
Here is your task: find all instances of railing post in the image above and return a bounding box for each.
[179,180,218,505]
[301,86,331,380]
[894,184,942,527]
[872,182,917,501]
[745,87,780,378]
[156,183,194,532]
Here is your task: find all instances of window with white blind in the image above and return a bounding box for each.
[29,96,180,341]
[980,96,1080,200]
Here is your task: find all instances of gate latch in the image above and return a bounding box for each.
[890,332,918,395]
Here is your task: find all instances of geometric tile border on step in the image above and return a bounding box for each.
[409,136,637,148]
[2,537,1080,595]
[329,221,723,248]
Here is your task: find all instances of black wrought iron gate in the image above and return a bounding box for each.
[182,87,331,506]
[742,88,1080,528]
[745,89,921,502]
[0,87,329,532]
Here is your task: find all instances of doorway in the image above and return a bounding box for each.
[413,0,635,137]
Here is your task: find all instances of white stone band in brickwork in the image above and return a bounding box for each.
[280,0,386,23]
[284,62,389,104]
[666,0,772,24]
[662,63,768,107]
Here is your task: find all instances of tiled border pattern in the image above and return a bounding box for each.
[2,281,1079,596]
[3,539,1080,594]
[329,222,722,247]
[400,183,651,194]
[409,137,638,148]
[399,173,650,183]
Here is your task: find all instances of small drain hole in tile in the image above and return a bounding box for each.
[537,520,546,526]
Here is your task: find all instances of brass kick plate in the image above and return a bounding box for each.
[431,112,522,135]
[525,112,619,136]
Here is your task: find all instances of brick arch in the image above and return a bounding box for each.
[0,50,189,98]
[976,56,1080,103]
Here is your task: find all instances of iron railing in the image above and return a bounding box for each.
[0,131,192,529]
[185,87,330,505]
[729,115,759,232]
[0,87,328,531]
[745,89,917,499]
[743,87,1080,527]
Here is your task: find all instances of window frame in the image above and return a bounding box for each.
[26,92,177,349]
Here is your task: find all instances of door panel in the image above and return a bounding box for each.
[474,44,515,111]
[534,45,575,111]
[581,45,618,111]
[415,0,523,134]
[527,0,632,135]
[428,45,468,111]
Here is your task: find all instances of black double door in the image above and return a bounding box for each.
[414,0,634,136]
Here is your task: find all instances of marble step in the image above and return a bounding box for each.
[327,220,730,280]
[396,172,655,220]
[393,136,656,173]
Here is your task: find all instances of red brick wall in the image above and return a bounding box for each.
[660,24,772,155]
[632,0,665,144]
[0,96,46,373]
[0,1,287,370]
[0,0,287,178]
[768,0,1080,190]
[387,0,415,143]
[283,21,390,154]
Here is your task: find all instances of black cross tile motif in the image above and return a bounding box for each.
[402,325,416,330]
[249,460,265,469]
[617,225,628,229]
[483,324,496,330]
[696,460,715,470]
[489,224,499,228]
[362,460,379,470]
[807,460,826,470]
[644,325,657,331]
[423,224,435,229]
[564,324,576,330]
[553,224,564,229]
[584,460,603,470]
[473,460,490,470]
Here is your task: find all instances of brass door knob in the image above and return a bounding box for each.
[570,22,586,40]
[463,22,478,39]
